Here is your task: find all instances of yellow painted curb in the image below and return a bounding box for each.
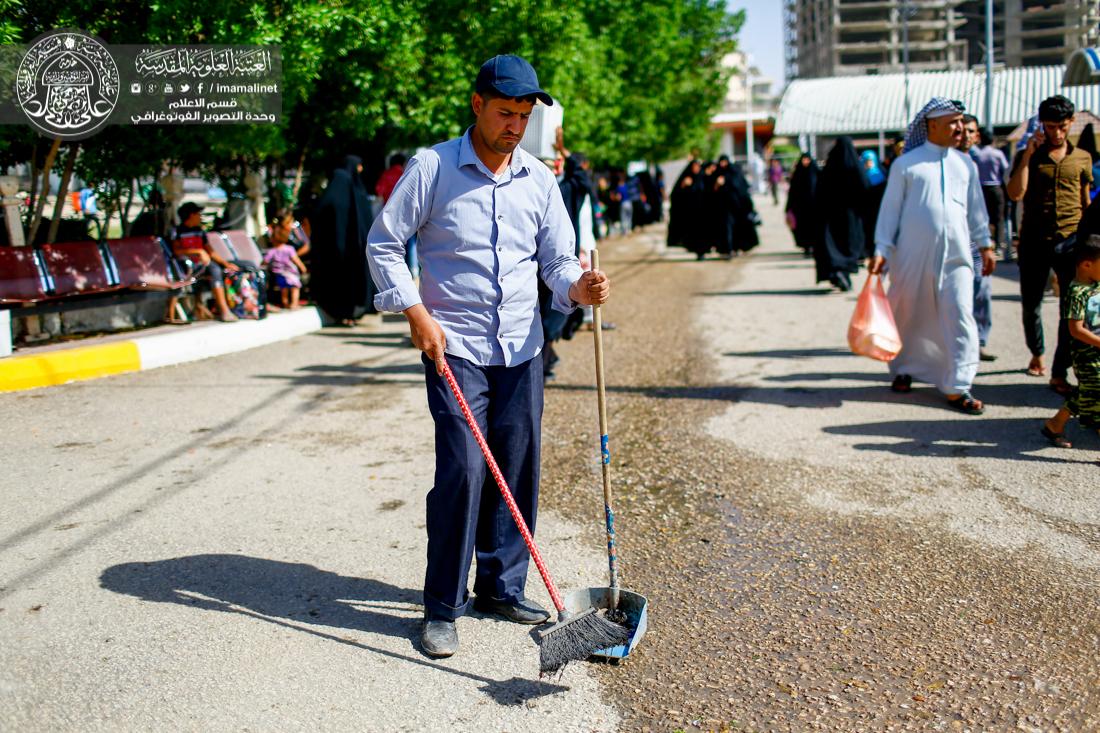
[0,341,142,393]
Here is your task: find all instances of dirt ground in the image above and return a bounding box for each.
[542,202,1099,732]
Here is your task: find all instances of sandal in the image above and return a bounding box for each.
[891,374,913,393]
[1049,378,1074,397]
[947,392,985,415]
[1040,425,1073,449]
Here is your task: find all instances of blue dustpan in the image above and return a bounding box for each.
[564,587,648,661]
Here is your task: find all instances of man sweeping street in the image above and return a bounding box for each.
[366,54,610,658]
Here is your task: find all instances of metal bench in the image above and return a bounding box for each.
[0,247,51,305]
[105,236,193,291]
[39,241,121,298]
[1,237,190,317]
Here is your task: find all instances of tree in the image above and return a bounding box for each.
[4,0,742,211]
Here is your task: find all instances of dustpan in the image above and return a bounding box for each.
[563,587,648,661]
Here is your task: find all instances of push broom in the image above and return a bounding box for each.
[439,360,631,676]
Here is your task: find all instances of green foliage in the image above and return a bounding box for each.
[5,0,739,186]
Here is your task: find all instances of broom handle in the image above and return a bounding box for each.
[591,249,620,609]
[440,360,566,614]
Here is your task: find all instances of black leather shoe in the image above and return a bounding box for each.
[421,617,458,657]
[473,596,550,625]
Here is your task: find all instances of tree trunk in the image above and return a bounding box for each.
[47,142,79,244]
[27,137,62,244]
[120,178,137,237]
[101,181,119,241]
[292,145,309,202]
[25,140,39,232]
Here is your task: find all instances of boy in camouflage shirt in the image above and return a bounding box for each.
[1042,235,1100,447]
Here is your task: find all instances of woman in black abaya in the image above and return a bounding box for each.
[668,160,706,256]
[310,155,377,324]
[814,138,870,292]
[785,153,819,256]
[718,156,759,254]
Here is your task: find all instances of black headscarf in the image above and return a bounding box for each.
[668,160,705,251]
[787,154,819,203]
[814,137,870,285]
[311,155,377,321]
[715,156,758,253]
[786,153,819,251]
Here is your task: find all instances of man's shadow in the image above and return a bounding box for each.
[99,554,567,703]
[100,554,419,639]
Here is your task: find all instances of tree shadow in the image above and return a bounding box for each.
[311,332,411,345]
[764,371,885,383]
[255,361,424,387]
[99,554,567,702]
[744,250,809,261]
[723,348,853,360]
[749,373,1065,410]
[698,288,834,297]
[822,417,1098,464]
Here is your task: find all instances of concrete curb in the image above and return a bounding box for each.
[0,307,324,393]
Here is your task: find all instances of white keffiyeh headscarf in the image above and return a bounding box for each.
[903,97,965,153]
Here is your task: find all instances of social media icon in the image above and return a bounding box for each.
[130,82,142,94]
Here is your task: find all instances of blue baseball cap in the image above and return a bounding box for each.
[475,55,553,106]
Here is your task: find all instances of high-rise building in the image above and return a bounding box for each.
[957,0,1100,69]
[784,0,968,79]
[785,0,1100,80]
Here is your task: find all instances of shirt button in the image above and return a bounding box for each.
[497,246,503,252]
[497,215,503,220]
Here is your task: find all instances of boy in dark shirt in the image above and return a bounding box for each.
[165,202,238,323]
[1041,235,1100,448]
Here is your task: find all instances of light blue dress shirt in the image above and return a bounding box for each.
[367,129,582,367]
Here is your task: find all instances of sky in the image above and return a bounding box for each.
[728,0,785,87]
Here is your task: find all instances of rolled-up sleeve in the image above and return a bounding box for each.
[367,154,437,312]
[535,184,583,314]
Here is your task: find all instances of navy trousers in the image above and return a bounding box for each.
[421,352,543,620]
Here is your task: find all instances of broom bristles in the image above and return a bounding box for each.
[539,608,632,676]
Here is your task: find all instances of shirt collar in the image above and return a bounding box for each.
[1036,140,1077,161]
[460,127,529,178]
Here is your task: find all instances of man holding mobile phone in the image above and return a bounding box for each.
[1008,95,1094,394]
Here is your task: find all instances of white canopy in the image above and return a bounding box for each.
[775,65,1100,136]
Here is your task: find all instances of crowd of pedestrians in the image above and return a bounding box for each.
[777,93,1100,446]
[666,155,760,259]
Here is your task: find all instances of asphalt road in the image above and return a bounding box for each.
[3,192,1098,732]
[0,319,618,731]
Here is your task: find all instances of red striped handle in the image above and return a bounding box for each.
[440,360,565,613]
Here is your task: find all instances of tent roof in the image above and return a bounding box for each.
[775,65,1100,136]
[1065,48,1100,86]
